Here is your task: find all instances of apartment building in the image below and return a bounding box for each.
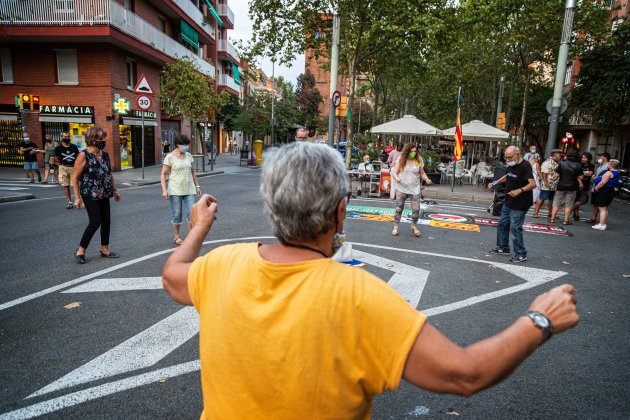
[565,0,629,167]
[0,0,240,171]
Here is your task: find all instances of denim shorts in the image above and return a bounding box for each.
[24,161,38,170]
[539,190,555,201]
[169,195,196,225]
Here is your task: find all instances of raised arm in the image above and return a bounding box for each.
[403,284,579,396]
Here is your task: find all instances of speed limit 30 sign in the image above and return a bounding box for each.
[136,95,152,110]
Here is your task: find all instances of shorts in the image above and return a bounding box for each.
[575,190,589,205]
[539,190,555,201]
[58,165,75,187]
[591,187,614,207]
[553,190,577,208]
[24,161,38,170]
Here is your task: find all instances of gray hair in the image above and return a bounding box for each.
[261,142,349,243]
[295,128,308,140]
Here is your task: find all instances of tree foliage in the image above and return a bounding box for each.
[571,20,630,133]
[296,70,323,127]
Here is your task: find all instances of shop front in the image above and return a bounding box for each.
[119,110,157,169]
[0,104,22,167]
[39,104,94,150]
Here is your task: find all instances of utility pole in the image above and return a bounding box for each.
[546,0,576,157]
[271,58,275,147]
[496,76,505,127]
[327,13,340,147]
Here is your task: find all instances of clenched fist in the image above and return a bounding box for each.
[529,284,579,334]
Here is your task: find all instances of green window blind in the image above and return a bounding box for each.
[180,20,199,49]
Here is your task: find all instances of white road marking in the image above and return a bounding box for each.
[352,250,429,308]
[0,182,57,188]
[0,236,276,311]
[28,307,199,398]
[0,186,28,191]
[0,360,200,420]
[61,277,163,293]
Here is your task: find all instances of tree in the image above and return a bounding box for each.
[217,94,242,133]
[159,57,229,152]
[296,70,323,128]
[571,21,630,134]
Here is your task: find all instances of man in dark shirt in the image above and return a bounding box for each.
[55,132,81,209]
[550,150,583,224]
[488,146,537,263]
[19,132,41,183]
[572,152,594,221]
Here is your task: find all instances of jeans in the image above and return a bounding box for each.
[496,204,527,257]
[169,195,196,225]
[80,197,111,249]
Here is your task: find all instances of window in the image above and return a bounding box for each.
[123,0,134,11]
[158,16,166,33]
[564,64,573,86]
[126,59,136,90]
[55,49,78,85]
[0,49,13,83]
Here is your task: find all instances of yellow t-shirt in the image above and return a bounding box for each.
[188,242,426,419]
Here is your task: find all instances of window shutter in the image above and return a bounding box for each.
[56,50,78,84]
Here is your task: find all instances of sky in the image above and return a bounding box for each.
[228,0,306,86]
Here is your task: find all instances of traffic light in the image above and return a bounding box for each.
[31,95,40,111]
[335,96,347,117]
[21,94,31,110]
[497,112,506,130]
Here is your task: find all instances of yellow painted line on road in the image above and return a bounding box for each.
[429,220,480,232]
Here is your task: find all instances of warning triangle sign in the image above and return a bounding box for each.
[133,74,154,95]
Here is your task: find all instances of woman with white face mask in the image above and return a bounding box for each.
[160,134,201,245]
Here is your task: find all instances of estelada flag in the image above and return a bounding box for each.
[453,87,464,161]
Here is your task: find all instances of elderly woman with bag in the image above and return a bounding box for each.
[72,126,121,264]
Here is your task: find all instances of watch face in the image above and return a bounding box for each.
[534,313,550,328]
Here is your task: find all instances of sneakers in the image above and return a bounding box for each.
[66,202,73,209]
[509,255,528,263]
[592,224,607,231]
[489,247,510,256]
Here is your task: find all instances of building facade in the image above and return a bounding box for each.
[0,0,240,171]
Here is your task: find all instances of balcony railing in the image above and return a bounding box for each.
[217,39,240,62]
[0,0,216,77]
[217,3,234,26]
[217,74,240,92]
[172,0,214,40]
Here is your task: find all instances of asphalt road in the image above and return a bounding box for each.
[1,168,629,419]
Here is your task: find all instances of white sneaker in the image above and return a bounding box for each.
[592,224,607,231]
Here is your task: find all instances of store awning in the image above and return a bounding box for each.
[204,0,223,26]
[0,113,18,121]
[122,118,157,126]
[181,20,199,49]
[231,62,241,85]
[40,115,93,123]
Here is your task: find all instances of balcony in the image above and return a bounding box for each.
[0,0,216,77]
[217,39,240,63]
[217,74,240,93]
[217,3,234,29]
[172,0,215,40]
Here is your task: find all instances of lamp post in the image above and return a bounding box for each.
[270,58,275,147]
[328,13,340,147]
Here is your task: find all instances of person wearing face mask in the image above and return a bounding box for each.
[532,149,561,220]
[488,146,536,263]
[19,132,41,184]
[162,141,580,418]
[391,143,432,237]
[161,134,201,245]
[55,132,81,209]
[523,145,538,161]
[585,152,610,224]
[72,126,121,264]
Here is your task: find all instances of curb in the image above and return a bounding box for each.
[426,190,494,203]
[119,171,224,186]
[0,193,35,203]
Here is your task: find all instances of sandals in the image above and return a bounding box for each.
[532,213,539,218]
[411,225,421,237]
[174,238,184,245]
[100,251,120,258]
[547,218,557,223]
[75,248,86,264]
[391,226,399,236]
[562,220,572,225]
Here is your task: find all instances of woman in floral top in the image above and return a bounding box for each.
[72,126,121,264]
[160,134,201,245]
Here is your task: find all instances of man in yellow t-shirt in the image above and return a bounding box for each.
[163,142,579,419]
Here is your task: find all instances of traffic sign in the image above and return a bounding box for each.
[133,74,154,95]
[136,95,152,110]
[332,91,341,108]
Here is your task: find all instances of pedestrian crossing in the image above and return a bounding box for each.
[0,181,59,190]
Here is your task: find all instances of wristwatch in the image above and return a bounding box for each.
[526,310,553,343]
